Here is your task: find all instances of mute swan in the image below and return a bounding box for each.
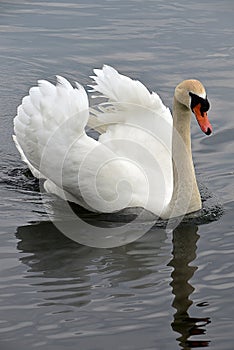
[13,65,212,219]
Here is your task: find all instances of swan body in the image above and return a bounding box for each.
[13,66,212,219]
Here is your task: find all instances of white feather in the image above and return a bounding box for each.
[13,67,174,216]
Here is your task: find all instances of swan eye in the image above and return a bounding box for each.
[189,92,210,116]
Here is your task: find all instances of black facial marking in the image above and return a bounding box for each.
[189,92,210,116]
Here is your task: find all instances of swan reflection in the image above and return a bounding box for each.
[16,221,210,348]
[169,224,211,348]
[16,221,168,290]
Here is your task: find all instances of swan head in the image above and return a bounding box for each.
[174,79,212,135]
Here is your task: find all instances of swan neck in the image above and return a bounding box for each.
[162,97,202,219]
[173,97,192,151]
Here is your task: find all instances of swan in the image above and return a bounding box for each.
[13,65,212,219]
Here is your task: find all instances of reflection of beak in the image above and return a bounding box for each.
[193,103,212,135]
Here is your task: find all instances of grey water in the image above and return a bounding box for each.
[0,0,234,349]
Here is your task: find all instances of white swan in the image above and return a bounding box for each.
[13,65,212,219]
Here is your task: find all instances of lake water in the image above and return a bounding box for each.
[0,0,234,349]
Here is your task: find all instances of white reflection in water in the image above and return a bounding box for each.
[15,221,212,347]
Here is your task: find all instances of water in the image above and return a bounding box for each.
[0,0,234,349]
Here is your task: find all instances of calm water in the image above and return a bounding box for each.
[0,0,234,349]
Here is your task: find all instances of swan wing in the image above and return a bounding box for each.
[13,76,156,213]
[88,65,172,127]
[13,76,96,207]
[14,76,89,173]
[88,66,174,211]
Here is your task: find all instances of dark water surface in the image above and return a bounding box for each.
[0,1,234,349]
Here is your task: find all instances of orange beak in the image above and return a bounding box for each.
[193,103,212,135]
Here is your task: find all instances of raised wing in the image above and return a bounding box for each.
[88,66,174,209]
[14,76,89,174]
[13,67,174,215]
[14,76,99,206]
[13,75,157,213]
[88,65,172,125]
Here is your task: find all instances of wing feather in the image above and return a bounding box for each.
[14,76,90,180]
[13,68,174,215]
[89,65,170,115]
[88,65,174,210]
